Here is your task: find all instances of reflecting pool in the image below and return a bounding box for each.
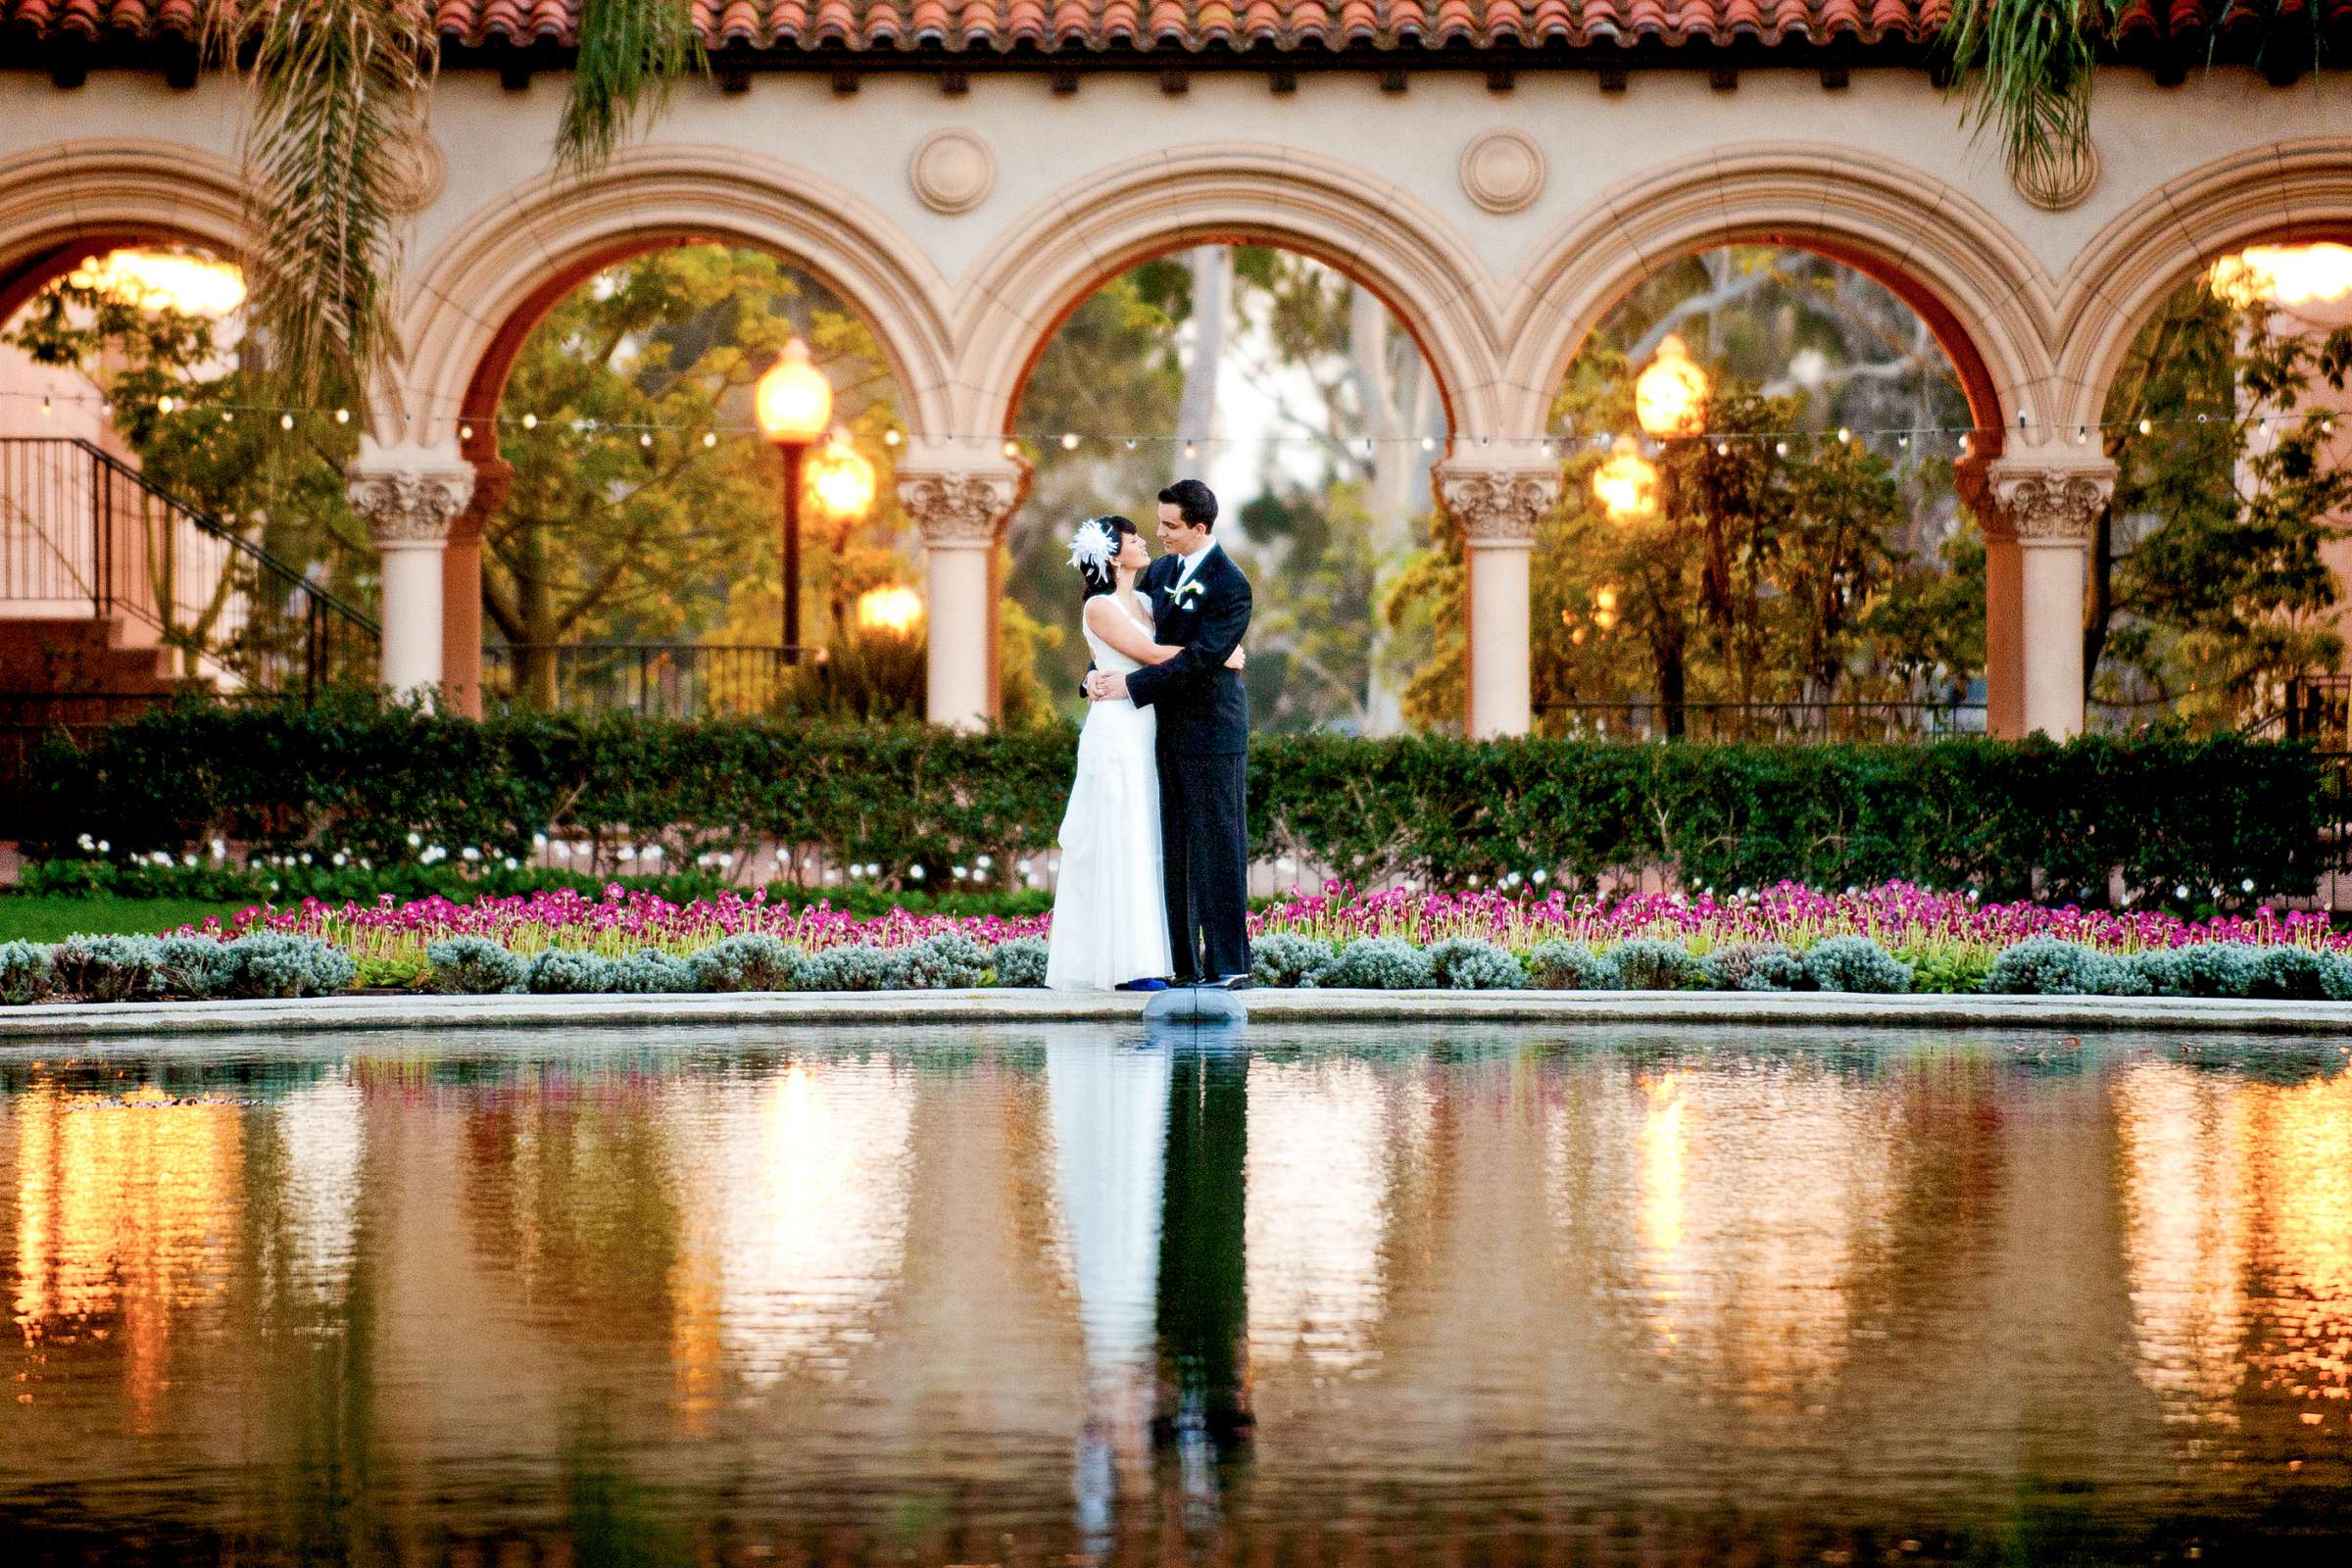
[2,1024,2349,1565]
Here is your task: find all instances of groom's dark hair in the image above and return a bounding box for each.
[1158,478,1218,528]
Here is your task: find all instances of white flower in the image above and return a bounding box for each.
[618,846,636,861]
[407,832,422,848]
[2176,884,2190,900]
[332,853,348,866]
[182,854,197,867]
[953,865,969,880]
[2241,878,2256,893]
[909,864,926,881]
[96,839,109,853]
[210,838,225,859]
[532,833,548,849]
[299,853,313,865]
[1533,869,1548,884]
[1066,517,1117,574]
[976,854,993,870]
[76,833,93,851]
[504,857,519,870]
[462,846,481,862]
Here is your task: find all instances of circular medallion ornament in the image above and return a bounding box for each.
[385,120,447,217]
[909,129,996,216]
[1459,129,1546,216]
[2010,135,2100,213]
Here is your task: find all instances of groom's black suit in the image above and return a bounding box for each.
[1124,542,1252,983]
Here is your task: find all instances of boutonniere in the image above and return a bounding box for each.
[1168,579,1207,607]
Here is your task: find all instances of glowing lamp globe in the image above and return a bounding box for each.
[808,432,876,521]
[2209,244,2352,309]
[856,584,925,635]
[1592,437,1660,520]
[756,340,832,444]
[67,249,246,318]
[1635,333,1709,437]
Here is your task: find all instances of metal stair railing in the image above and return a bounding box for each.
[0,435,378,697]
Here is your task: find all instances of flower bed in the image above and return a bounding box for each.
[0,880,2347,1007]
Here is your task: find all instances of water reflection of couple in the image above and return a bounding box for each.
[1047,1028,1250,1544]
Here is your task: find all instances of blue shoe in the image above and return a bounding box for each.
[1118,978,1172,993]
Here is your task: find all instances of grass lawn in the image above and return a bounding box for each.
[0,897,248,944]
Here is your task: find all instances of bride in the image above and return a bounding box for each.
[1045,515,1243,992]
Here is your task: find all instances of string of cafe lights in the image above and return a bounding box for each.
[0,384,2338,456]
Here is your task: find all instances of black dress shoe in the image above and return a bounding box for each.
[1212,974,1255,991]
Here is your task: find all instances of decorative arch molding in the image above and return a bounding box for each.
[953,144,1508,441]
[397,145,960,450]
[2055,139,2352,428]
[0,138,249,322]
[1504,145,2061,455]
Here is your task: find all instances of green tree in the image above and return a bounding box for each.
[2092,282,2352,728]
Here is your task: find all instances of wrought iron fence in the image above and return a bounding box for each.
[482,643,831,718]
[1533,699,1988,743]
[0,436,377,697]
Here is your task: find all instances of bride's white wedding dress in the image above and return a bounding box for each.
[1046,596,1172,990]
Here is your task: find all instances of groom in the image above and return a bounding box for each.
[1086,479,1254,989]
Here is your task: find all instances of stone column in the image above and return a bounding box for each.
[1436,461,1559,739]
[1973,456,2113,740]
[440,457,512,720]
[898,452,1025,730]
[346,439,475,700]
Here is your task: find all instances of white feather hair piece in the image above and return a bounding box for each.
[1066,516,1119,575]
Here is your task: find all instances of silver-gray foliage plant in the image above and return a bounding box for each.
[1323,937,1434,990]
[526,948,617,995]
[51,933,164,1003]
[1525,941,1622,990]
[808,944,910,992]
[613,948,697,994]
[157,935,235,999]
[1800,936,1913,995]
[1609,938,1703,991]
[905,933,989,989]
[989,937,1050,989]
[0,940,57,1005]
[1702,941,1805,992]
[1983,936,2143,996]
[687,933,807,993]
[221,931,356,999]
[2127,943,2265,999]
[1426,937,1526,991]
[425,936,527,995]
[1250,933,1338,988]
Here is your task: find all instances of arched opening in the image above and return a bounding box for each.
[1005,242,1447,734]
[2091,241,2352,734]
[1452,244,1982,741]
[452,240,961,721]
[0,237,376,702]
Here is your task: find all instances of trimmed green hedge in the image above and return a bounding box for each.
[12,697,2328,905]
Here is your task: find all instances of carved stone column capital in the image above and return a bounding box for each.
[1967,455,2115,546]
[898,461,1027,550]
[1435,462,1560,549]
[347,439,475,551]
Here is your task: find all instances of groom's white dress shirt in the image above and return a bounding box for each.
[1171,539,1219,594]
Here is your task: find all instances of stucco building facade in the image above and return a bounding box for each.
[3,4,2348,734]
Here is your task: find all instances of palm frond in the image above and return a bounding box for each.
[1936,0,2101,179]
[558,0,705,177]
[200,0,432,416]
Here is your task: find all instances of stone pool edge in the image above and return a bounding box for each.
[5,988,2352,1041]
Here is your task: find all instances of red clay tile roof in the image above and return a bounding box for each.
[4,0,2341,57]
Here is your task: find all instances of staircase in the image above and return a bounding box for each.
[0,436,378,704]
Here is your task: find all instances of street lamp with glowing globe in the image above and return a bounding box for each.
[755,341,833,663]
[1635,333,1710,438]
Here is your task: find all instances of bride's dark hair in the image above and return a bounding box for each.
[1075,514,1139,601]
